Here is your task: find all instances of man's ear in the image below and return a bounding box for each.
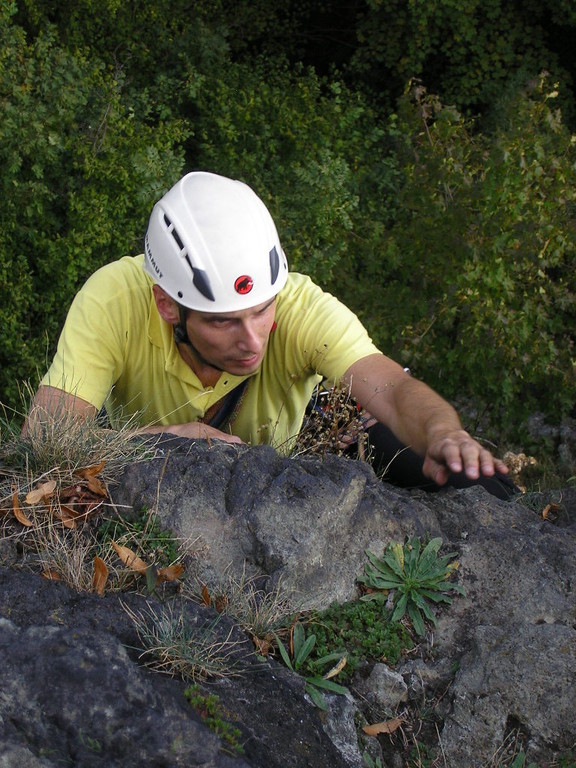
[152,285,180,325]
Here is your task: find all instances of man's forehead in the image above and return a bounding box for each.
[194,297,275,320]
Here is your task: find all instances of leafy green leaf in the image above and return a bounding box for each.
[305,682,327,710]
[274,635,294,671]
[391,591,408,623]
[306,676,349,695]
[294,633,316,668]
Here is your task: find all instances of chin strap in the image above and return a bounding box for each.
[173,303,226,373]
[173,304,191,346]
[173,303,277,373]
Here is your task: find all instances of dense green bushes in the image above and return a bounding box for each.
[0,4,186,406]
[1,0,575,455]
[331,77,576,443]
[350,0,576,119]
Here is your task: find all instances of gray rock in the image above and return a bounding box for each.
[357,664,408,712]
[1,437,575,767]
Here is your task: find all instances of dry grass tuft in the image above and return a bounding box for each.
[1,392,157,524]
[1,393,156,488]
[124,601,245,681]
[184,565,297,652]
[0,393,166,592]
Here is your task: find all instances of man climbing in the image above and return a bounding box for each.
[28,171,515,498]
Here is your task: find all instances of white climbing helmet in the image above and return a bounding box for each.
[143,171,289,312]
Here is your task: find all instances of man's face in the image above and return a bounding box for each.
[184,298,276,375]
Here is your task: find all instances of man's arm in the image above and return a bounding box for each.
[24,385,243,444]
[343,353,509,485]
[23,386,98,435]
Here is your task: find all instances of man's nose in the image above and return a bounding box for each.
[237,321,262,351]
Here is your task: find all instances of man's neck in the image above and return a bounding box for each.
[176,341,222,388]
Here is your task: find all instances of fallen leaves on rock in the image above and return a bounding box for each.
[363,716,404,737]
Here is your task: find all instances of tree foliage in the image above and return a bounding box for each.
[331,76,576,440]
[0,5,186,405]
[1,0,576,453]
[350,0,576,121]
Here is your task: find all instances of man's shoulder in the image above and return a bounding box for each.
[77,254,152,305]
[84,254,149,290]
[69,254,153,332]
[277,272,349,318]
[277,272,323,306]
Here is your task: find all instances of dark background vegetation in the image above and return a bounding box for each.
[1,0,575,473]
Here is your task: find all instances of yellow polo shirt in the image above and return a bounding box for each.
[42,255,380,448]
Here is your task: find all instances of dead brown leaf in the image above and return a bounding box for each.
[54,505,78,529]
[12,487,34,527]
[60,485,106,521]
[60,483,84,501]
[363,717,404,737]
[542,502,562,521]
[156,564,185,583]
[214,595,228,613]
[252,635,273,656]
[201,584,211,606]
[85,475,108,497]
[93,556,108,595]
[42,569,61,581]
[75,460,106,478]
[323,655,347,680]
[25,479,57,505]
[111,541,148,574]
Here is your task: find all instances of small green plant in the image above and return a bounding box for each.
[185,684,244,756]
[274,621,349,710]
[306,598,412,680]
[78,730,103,754]
[555,753,576,768]
[481,728,539,768]
[359,537,465,637]
[505,753,537,768]
[363,751,384,768]
[407,739,436,768]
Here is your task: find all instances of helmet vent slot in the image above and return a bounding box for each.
[163,214,185,251]
[269,246,280,284]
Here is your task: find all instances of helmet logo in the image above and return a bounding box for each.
[234,275,254,295]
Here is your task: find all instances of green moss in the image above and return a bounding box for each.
[302,599,412,681]
[184,684,244,756]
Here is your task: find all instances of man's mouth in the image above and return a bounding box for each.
[235,354,260,366]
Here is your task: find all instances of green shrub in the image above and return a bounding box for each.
[350,0,576,119]
[305,599,413,679]
[4,1,576,462]
[189,57,386,284]
[0,13,185,408]
[332,76,576,446]
[274,621,349,710]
